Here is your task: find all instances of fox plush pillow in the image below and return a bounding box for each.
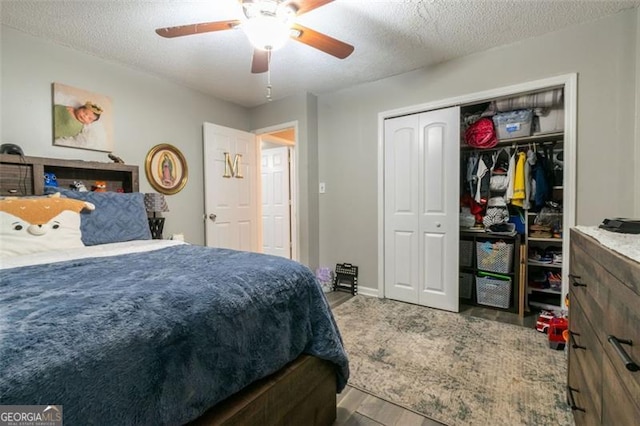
[0,194,95,258]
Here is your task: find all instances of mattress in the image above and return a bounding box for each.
[0,242,349,425]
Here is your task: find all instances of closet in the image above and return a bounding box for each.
[459,87,567,318]
[380,74,575,319]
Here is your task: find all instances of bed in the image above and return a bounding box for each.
[0,154,349,425]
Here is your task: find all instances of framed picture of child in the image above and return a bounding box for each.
[52,82,114,152]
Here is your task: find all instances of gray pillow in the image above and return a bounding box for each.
[45,187,151,246]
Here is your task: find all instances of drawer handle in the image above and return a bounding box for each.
[569,330,586,350]
[608,335,639,372]
[566,386,585,412]
[569,274,587,287]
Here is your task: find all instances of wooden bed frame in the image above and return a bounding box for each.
[0,154,140,194]
[192,355,337,426]
[0,153,339,425]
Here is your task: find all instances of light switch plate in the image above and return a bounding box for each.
[319,182,326,193]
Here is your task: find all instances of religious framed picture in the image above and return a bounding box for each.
[145,144,188,195]
[52,82,114,152]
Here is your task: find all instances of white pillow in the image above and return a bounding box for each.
[0,195,94,258]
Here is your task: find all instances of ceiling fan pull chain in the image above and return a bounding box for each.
[266,48,273,101]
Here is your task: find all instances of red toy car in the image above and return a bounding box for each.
[548,317,568,350]
[535,311,555,333]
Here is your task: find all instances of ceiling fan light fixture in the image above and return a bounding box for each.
[242,15,291,51]
[155,0,354,78]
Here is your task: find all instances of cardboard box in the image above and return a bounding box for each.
[535,106,564,134]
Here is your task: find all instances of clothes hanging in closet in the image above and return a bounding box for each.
[529,145,557,210]
[505,149,516,203]
[473,153,493,204]
[512,152,527,207]
[524,148,536,210]
[466,153,478,195]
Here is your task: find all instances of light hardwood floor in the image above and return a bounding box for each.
[326,291,538,425]
[335,386,444,426]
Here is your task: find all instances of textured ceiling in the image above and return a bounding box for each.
[2,0,639,107]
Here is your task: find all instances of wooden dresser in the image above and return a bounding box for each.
[568,228,640,425]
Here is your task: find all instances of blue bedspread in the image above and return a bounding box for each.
[0,245,349,425]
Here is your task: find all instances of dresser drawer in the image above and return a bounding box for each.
[569,241,605,333]
[568,347,600,426]
[601,273,640,402]
[602,350,640,425]
[568,297,602,421]
[570,229,640,296]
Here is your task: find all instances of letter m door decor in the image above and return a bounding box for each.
[223,152,244,179]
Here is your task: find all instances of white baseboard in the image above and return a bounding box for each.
[357,286,379,298]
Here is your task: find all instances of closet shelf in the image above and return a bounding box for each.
[527,212,563,216]
[528,261,562,269]
[529,301,562,311]
[528,237,563,242]
[528,287,562,295]
[460,131,564,150]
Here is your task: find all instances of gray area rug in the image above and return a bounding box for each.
[333,296,573,426]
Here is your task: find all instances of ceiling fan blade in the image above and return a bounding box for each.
[290,23,354,59]
[284,0,334,16]
[155,20,241,38]
[251,49,269,74]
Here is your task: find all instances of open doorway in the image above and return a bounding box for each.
[257,127,297,260]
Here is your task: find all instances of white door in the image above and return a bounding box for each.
[384,107,460,311]
[261,146,291,258]
[203,122,258,252]
[384,114,420,303]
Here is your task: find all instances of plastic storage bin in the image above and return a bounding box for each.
[476,240,514,273]
[459,272,473,299]
[459,240,474,267]
[492,109,533,140]
[476,274,511,308]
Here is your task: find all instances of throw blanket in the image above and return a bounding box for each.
[0,245,349,425]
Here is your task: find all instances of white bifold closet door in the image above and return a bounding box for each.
[384,107,460,312]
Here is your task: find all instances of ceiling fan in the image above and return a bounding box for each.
[155,0,354,74]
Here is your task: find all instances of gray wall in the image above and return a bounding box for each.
[1,27,250,245]
[317,9,639,291]
[0,26,321,267]
[249,93,320,268]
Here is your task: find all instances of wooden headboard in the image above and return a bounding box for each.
[0,154,139,196]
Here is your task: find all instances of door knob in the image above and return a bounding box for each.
[208,214,217,222]
[436,222,442,228]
